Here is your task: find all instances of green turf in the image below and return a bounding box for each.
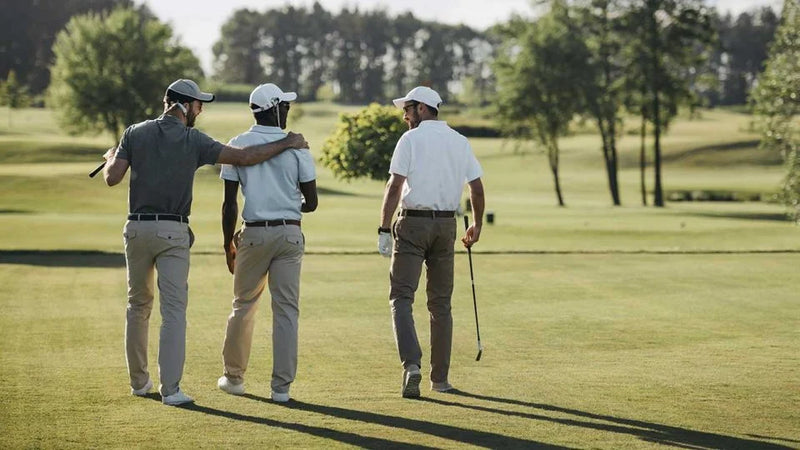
[0,104,798,448]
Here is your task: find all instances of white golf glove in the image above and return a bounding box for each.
[378,230,393,257]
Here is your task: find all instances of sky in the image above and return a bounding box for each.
[134,0,784,74]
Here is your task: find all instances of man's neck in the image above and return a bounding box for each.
[164,105,187,125]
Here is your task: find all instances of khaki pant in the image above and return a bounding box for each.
[389,215,456,383]
[222,224,304,394]
[123,220,191,397]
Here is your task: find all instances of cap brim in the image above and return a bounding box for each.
[196,92,215,102]
[280,92,297,102]
[392,96,410,109]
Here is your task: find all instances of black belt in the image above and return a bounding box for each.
[128,213,189,224]
[245,219,301,227]
[399,209,455,218]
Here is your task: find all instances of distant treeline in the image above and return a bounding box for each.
[211,3,496,104]
[0,0,781,106]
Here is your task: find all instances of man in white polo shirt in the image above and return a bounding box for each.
[216,83,317,402]
[378,86,485,398]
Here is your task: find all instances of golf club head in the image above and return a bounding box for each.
[476,342,483,361]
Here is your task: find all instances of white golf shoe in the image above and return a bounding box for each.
[271,391,290,403]
[401,365,421,398]
[162,388,194,406]
[131,378,153,396]
[217,376,245,396]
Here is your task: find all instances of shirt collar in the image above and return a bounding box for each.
[249,124,284,134]
[418,120,447,128]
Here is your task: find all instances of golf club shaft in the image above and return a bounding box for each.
[464,216,482,344]
[89,161,106,178]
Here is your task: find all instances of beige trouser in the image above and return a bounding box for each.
[222,224,304,394]
[389,215,456,384]
[123,220,191,397]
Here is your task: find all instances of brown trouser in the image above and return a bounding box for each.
[390,215,456,383]
[221,224,304,394]
[123,220,191,397]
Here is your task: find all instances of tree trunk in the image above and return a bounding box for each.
[548,143,565,207]
[649,3,664,207]
[640,112,648,206]
[607,118,620,206]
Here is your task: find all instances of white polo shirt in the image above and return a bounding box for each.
[389,120,482,211]
[220,125,315,221]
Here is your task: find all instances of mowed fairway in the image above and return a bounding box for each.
[0,104,798,448]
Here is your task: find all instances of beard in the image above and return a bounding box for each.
[185,112,196,128]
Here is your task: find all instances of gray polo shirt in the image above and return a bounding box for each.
[116,114,224,217]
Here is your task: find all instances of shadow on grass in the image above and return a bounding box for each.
[317,185,359,196]
[244,394,568,449]
[423,390,793,449]
[141,394,429,449]
[0,250,125,267]
[0,209,33,214]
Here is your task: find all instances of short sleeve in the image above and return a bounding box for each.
[388,133,412,176]
[115,126,133,161]
[189,129,224,167]
[465,140,483,182]
[219,137,240,181]
[297,149,316,183]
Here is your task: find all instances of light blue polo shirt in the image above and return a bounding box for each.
[220,125,315,221]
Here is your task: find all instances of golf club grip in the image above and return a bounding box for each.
[463,215,469,231]
[89,161,106,178]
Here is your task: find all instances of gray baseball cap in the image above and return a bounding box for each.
[165,79,215,102]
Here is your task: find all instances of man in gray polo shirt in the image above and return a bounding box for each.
[102,79,308,406]
[216,83,317,403]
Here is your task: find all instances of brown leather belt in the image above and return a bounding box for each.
[245,219,301,227]
[399,209,455,218]
[128,213,189,224]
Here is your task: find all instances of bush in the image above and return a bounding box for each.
[320,103,406,181]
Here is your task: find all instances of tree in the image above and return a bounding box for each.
[752,0,800,219]
[48,7,202,141]
[494,3,590,206]
[212,9,266,84]
[0,70,30,127]
[320,104,406,181]
[575,0,627,206]
[626,0,715,206]
[0,0,132,95]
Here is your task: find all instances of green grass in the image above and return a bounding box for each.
[0,103,798,448]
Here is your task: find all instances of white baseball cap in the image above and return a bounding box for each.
[392,86,443,110]
[250,83,297,112]
[166,79,215,102]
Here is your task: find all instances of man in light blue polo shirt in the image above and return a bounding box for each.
[216,83,317,402]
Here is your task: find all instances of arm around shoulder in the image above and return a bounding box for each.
[216,132,309,166]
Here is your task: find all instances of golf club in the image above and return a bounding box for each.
[88,161,106,178]
[463,215,483,361]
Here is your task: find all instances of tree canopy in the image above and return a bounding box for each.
[48,6,202,141]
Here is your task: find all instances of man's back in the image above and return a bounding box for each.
[390,120,481,211]
[220,125,315,221]
[119,115,222,216]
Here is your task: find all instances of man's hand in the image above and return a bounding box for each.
[378,231,392,257]
[102,146,117,161]
[285,131,308,149]
[462,223,482,248]
[224,240,237,274]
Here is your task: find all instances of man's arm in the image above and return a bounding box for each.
[222,179,239,274]
[299,180,318,213]
[216,132,308,166]
[462,177,485,248]
[380,174,406,229]
[102,147,129,186]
